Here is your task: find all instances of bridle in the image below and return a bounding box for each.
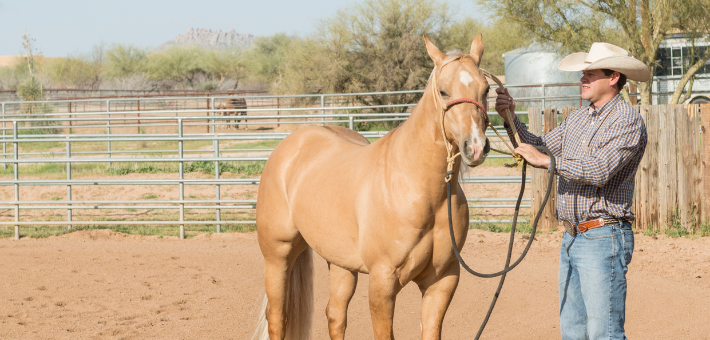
[430,61,517,183]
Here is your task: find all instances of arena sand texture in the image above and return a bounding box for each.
[1,229,709,339]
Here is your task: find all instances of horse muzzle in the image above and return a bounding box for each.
[461,137,489,167]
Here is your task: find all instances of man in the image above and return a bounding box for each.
[495,42,650,339]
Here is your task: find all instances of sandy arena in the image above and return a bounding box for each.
[1,228,709,339]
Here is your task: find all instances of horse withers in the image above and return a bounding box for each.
[254,35,491,340]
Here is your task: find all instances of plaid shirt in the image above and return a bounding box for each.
[505,94,647,223]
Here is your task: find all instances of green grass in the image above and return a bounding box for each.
[664,210,689,238]
[0,160,266,177]
[0,209,258,239]
[0,223,257,239]
[470,221,533,234]
[700,222,710,237]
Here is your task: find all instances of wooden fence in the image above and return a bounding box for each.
[528,104,710,233]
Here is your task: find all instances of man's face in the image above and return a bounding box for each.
[580,69,618,105]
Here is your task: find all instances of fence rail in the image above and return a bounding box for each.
[0,90,542,239]
[4,90,701,238]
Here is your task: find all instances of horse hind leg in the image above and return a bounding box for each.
[326,263,358,340]
[254,242,314,340]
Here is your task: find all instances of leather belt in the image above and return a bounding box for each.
[563,217,622,237]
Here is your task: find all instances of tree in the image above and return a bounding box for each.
[276,0,526,105]
[244,33,294,88]
[201,47,246,89]
[146,45,204,90]
[46,44,105,89]
[105,44,148,78]
[277,0,456,110]
[478,0,710,104]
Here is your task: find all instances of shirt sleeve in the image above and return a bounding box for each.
[504,112,566,158]
[555,113,646,187]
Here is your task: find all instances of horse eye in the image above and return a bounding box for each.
[439,90,449,97]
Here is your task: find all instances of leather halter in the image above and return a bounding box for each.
[445,98,490,126]
[438,94,490,182]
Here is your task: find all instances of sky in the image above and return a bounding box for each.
[0,0,488,57]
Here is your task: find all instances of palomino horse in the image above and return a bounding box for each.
[254,35,491,339]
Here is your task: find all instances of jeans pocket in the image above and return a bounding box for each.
[581,225,614,240]
[622,228,634,265]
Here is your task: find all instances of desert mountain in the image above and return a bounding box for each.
[156,28,255,50]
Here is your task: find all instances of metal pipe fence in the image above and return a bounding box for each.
[0,88,571,239]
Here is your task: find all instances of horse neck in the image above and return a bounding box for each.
[386,85,461,190]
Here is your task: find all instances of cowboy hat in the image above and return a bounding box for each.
[558,42,651,82]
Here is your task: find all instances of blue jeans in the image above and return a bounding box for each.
[559,222,634,340]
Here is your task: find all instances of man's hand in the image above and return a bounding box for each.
[515,143,551,169]
[495,88,515,126]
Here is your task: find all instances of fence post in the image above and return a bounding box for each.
[321,95,325,126]
[210,97,215,134]
[2,102,5,170]
[67,136,72,230]
[277,97,281,128]
[658,105,678,229]
[178,119,185,240]
[349,116,354,130]
[529,107,558,230]
[106,100,111,166]
[676,105,702,233]
[137,99,141,134]
[541,84,546,108]
[13,121,19,240]
[701,104,710,226]
[214,137,221,233]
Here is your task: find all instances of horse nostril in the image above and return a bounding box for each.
[463,140,469,152]
[483,138,490,155]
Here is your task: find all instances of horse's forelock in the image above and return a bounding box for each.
[426,52,479,92]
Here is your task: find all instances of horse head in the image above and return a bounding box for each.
[425,34,490,167]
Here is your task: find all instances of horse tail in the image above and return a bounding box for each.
[253,247,314,340]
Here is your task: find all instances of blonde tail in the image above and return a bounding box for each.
[252,247,314,340]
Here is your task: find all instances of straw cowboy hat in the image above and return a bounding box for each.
[558,42,651,82]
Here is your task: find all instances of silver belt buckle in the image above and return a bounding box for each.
[563,220,577,237]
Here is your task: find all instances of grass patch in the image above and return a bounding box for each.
[0,223,257,239]
[700,222,710,237]
[469,221,534,234]
[664,210,689,238]
[0,160,267,177]
[234,140,281,149]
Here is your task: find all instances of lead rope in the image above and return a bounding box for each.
[436,68,556,339]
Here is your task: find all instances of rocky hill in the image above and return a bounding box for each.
[156,28,256,50]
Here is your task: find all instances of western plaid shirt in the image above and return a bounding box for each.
[505,94,647,223]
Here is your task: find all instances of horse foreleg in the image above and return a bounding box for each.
[416,263,460,340]
[326,263,358,340]
[368,266,402,340]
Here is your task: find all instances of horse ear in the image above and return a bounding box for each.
[469,34,484,66]
[424,35,446,65]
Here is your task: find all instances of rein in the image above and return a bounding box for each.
[435,68,557,339]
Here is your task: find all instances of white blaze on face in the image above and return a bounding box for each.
[470,116,480,145]
[459,71,474,87]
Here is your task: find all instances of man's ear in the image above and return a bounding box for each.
[609,71,621,88]
[424,35,446,66]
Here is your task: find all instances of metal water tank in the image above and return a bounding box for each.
[503,44,583,108]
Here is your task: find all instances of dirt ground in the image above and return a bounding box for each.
[1,229,709,339]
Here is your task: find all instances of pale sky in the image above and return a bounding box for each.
[0,0,487,57]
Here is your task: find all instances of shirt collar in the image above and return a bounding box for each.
[588,93,622,117]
